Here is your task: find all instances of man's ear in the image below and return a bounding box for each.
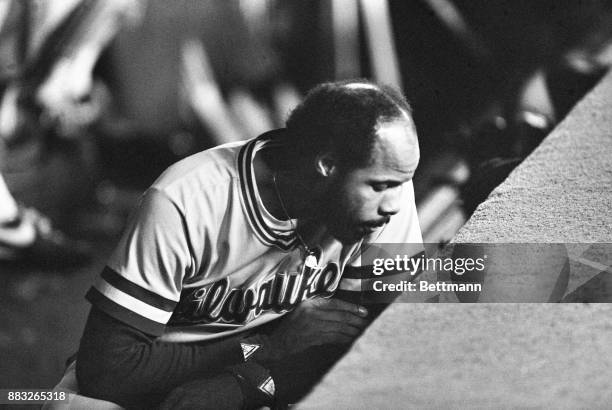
[315,152,337,177]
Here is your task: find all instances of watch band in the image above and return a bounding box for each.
[227,361,276,409]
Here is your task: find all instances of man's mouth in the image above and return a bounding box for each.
[361,218,390,231]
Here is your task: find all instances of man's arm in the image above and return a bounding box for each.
[77,297,370,408]
[76,307,246,408]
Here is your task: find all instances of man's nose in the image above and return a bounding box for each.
[379,187,402,216]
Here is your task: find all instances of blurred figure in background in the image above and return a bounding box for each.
[104,0,301,152]
[179,0,302,144]
[392,0,612,215]
[0,0,142,267]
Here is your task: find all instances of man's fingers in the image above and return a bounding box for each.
[314,319,364,337]
[318,331,357,346]
[317,310,369,329]
[299,312,365,336]
[311,298,368,317]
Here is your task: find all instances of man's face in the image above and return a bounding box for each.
[321,120,420,244]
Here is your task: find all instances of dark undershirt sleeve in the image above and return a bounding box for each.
[76,307,245,409]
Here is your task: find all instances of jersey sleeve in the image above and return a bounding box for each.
[86,188,194,336]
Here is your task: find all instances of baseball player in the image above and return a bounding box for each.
[50,80,423,409]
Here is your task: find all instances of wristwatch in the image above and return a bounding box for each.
[227,361,276,409]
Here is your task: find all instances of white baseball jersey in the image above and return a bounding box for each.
[86,131,423,342]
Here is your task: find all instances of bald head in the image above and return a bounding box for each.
[343,82,380,91]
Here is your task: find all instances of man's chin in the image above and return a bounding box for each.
[331,228,365,245]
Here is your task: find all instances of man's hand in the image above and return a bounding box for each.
[266,298,369,361]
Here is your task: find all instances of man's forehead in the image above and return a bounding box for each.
[375,119,418,147]
[370,121,420,171]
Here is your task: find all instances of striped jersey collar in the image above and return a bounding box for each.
[238,130,299,250]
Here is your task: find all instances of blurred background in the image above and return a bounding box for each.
[1,0,611,391]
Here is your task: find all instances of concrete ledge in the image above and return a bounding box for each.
[455,71,612,243]
[447,69,612,301]
[298,71,612,408]
[298,304,612,409]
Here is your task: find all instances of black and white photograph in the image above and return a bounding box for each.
[1,0,611,409]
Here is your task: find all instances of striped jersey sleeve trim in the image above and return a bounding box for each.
[93,278,174,323]
[337,277,362,291]
[101,266,177,312]
[86,287,166,336]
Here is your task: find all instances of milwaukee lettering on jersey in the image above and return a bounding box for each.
[171,261,341,325]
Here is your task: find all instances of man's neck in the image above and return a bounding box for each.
[253,145,313,221]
